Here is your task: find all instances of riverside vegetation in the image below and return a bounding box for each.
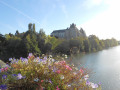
[0,23,118,62]
[0,53,101,90]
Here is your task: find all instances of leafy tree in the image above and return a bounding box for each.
[44,42,52,54]
[23,31,41,55]
[99,40,105,50]
[33,24,36,33]
[83,38,91,52]
[46,35,62,50]
[55,40,70,54]
[0,34,7,60]
[37,36,45,54]
[69,39,80,49]
[88,35,100,51]
[15,30,19,36]
[39,29,46,39]
[4,35,22,61]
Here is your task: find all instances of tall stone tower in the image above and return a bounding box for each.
[65,23,80,40]
[28,23,35,32]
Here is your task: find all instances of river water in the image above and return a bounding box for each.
[71,45,120,90]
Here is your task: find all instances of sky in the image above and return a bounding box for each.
[0,0,120,40]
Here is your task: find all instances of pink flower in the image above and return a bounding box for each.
[1,68,4,72]
[58,61,66,65]
[65,65,72,71]
[79,69,84,74]
[69,67,72,71]
[56,86,60,90]
[60,61,66,64]
[41,80,44,82]
[4,67,8,71]
[65,65,69,68]
[56,70,61,74]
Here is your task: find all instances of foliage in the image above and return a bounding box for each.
[55,40,70,54]
[0,34,7,59]
[45,35,62,50]
[83,38,91,52]
[0,54,101,90]
[88,35,100,51]
[0,23,118,62]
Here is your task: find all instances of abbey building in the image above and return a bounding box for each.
[51,23,86,39]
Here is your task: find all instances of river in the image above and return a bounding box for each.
[71,45,120,90]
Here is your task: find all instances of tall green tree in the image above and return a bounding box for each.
[83,38,91,52]
[39,29,46,39]
[23,30,41,55]
[88,35,100,52]
[0,34,7,60]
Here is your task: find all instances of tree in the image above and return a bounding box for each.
[83,38,91,52]
[22,30,41,55]
[55,40,70,54]
[33,24,36,33]
[0,34,7,60]
[15,30,19,36]
[39,29,46,39]
[37,36,45,54]
[44,42,52,54]
[99,40,105,50]
[46,35,62,50]
[69,39,80,49]
[88,35,100,51]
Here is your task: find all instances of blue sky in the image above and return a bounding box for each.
[0,0,120,40]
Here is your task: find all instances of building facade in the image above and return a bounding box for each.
[51,23,86,39]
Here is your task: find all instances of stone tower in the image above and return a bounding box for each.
[28,23,35,31]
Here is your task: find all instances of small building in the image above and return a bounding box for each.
[51,23,86,39]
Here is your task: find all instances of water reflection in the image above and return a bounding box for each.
[72,46,120,90]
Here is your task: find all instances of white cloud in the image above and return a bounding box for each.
[83,0,104,9]
[80,0,120,40]
[83,0,119,9]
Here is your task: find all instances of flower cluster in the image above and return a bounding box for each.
[0,67,9,73]
[0,53,101,90]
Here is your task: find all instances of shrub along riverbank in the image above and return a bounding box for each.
[0,25,118,62]
[0,53,101,90]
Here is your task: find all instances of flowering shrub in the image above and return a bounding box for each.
[0,53,101,90]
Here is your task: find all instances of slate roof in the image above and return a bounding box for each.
[52,29,66,33]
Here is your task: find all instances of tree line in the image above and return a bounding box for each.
[0,24,118,62]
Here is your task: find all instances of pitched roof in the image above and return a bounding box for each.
[52,29,66,33]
